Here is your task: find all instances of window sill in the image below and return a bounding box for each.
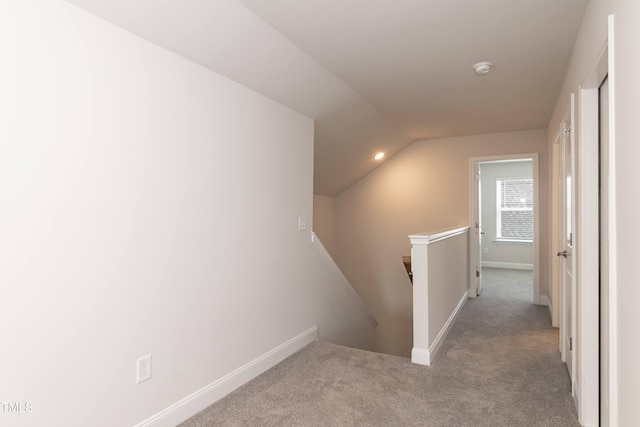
[493,239,533,245]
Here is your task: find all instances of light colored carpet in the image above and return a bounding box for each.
[180,268,578,426]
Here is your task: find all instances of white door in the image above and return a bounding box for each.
[599,75,610,427]
[469,159,482,298]
[559,96,576,386]
[474,163,483,296]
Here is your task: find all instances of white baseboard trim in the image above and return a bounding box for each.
[573,379,580,410]
[134,326,318,427]
[482,261,533,270]
[546,298,555,325]
[536,294,549,307]
[411,347,431,366]
[412,291,468,366]
[428,291,468,363]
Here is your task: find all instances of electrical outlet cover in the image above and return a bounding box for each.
[137,355,152,384]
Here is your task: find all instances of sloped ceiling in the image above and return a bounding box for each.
[66,0,588,196]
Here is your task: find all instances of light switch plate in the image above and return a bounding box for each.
[298,216,308,231]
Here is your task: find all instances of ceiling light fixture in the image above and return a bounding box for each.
[473,61,493,75]
[374,152,385,160]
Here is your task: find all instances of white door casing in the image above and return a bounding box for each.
[469,161,480,297]
[575,26,613,425]
[475,163,483,296]
[599,74,610,427]
[551,130,562,331]
[558,94,576,391]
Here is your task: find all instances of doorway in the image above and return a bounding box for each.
[480,160,535,300]
[558,24,614,425]
[469,154,541,304]
[580,38,614,427]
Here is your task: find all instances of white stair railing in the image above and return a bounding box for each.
[409,226,470,365]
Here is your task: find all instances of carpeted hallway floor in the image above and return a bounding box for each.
[180,268,579,426]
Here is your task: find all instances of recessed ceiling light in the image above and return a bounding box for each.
[473,62,493,75]
[374,152,385,160]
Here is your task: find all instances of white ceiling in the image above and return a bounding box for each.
[66,0,588,196]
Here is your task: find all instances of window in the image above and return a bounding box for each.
[496,178,533,241]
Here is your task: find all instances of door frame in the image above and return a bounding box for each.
[556,95,576,392]
[574,16,616,425]
[471,161,483,296]
[550,136,561,328]
[468,153,541,304]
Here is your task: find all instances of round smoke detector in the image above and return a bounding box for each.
[473,62,493,75]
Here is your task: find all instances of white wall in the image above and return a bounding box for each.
[549,0,640,422]
[480,161,534,267]
[313,194,336,255]
[334,129,548,357]
[0,1,374,425]
[547,2,613,423]
[66,0,413,197]
[547,0,612,328]
[612,0,640,423]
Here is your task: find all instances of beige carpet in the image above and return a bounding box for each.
[180,268,579,426]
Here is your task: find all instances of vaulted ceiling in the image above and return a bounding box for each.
[67,0,588,195]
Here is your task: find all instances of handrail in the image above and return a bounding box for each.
[408,226,470,245]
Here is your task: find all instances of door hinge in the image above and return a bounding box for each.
[476,270,480,278]
[570,337,573,351]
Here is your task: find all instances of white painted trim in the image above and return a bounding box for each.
[408,226,469,246]
[468,153,540,162]
[469,160,481,298]
[310,232,378,328]
[481,261,533,270]
[568,93,578,391]
[557,96,575,371]
[411,347,431,366]
[577,79,600,426]
[574,20,614,426]
[531,155,541,306]
[428,291,468,361]
[607,15,618,427]
[469,154,541,305]
[551,129,562,329]
[492,239,533,244]
[574,381,581,422]
[134,326,318,427]
[412,291,468,366]
[537,295,549,306]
